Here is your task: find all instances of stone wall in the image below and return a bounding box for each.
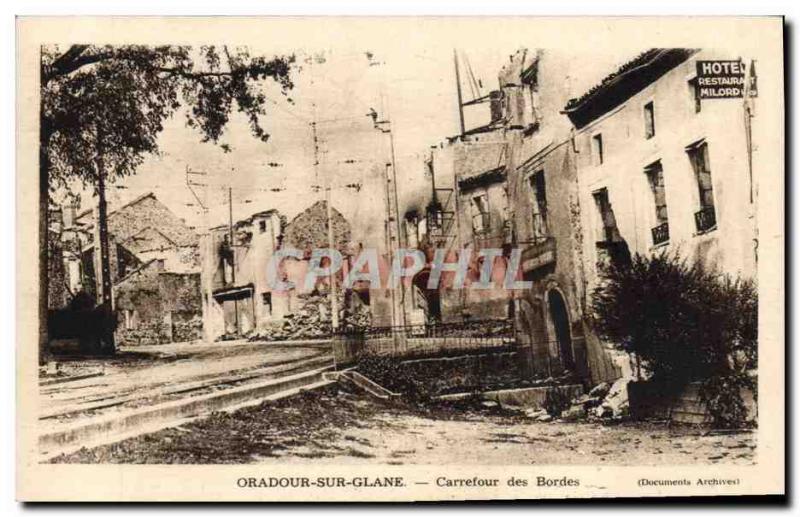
[284,200,351,252]
[113,261,202,346]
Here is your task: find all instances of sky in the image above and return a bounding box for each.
[82,42,631,233]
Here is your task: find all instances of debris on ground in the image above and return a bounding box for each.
[48,384,756,465]
[600,378,631,418]
[246,290,371,342]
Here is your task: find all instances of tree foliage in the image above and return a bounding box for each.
[38,44,296,361]
[590,251,757,427]
[590,251,757,384]
[40,44,296,191]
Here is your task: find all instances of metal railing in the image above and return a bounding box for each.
[340,318,514,340]
[595,240,631,269]
[333,318,516,364]
[651,221,670,246]
[694,206,716,233]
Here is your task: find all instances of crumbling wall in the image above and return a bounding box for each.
[284,200,351,252]
[113,263,203,346]
[249,288,371,342]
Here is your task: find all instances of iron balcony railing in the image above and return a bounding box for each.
[518,236,556,272]
[694,205,717,233]
[651,221,670,246]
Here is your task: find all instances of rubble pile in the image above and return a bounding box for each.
[523,377,631,423]
[172,315,203,343]
[248,290,371,342]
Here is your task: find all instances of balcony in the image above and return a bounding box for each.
[694,206,717,233]
[519,236,556,272]
[651,222,669,246]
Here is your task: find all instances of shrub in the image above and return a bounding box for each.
[590,250,757,426]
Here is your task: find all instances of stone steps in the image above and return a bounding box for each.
[38,364,335,461]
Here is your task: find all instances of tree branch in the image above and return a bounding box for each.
[43,46,114,84]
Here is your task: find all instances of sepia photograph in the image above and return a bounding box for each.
[15,15,785,502]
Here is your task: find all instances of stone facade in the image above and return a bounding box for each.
[400,48,627,386]
[53,192,203,346]
[113,259,203,346]
[499,49,622,385]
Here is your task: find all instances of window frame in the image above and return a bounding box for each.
[643,101,656,139]
[687,74,702,114]
[686,140,715,210]
[644,160,669,225]
[591,133,604,166]
[528,170,549,241]
[592,187,621,243]
[469,193,491,235]
[261,292,273,315]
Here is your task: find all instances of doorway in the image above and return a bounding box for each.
[547,289,575,372]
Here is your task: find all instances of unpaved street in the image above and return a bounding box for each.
[40,340,330,422]
[51,384,755,465]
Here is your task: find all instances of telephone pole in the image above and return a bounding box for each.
[228,184,240,334]
[185,166,212,341]
[309,52,340,334]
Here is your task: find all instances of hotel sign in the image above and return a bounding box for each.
[696,60,746,99]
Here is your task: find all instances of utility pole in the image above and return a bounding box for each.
[186,166,212,341]
[93,123,115,355]
[228,184,239,335]
[371,58,408,330]
[386,120,406,328]
[325,153,340,332]
[308,52,340,334]
[454,49,466,136]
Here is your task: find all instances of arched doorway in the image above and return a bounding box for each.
[547,289,575,372]
[412,270,441,324]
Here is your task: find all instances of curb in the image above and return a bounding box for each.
[39,366,333,461]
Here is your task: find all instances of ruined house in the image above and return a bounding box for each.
[400,49,624,386]
[55,192,203,346]
[498,49,621,385]
[202,200,371,341]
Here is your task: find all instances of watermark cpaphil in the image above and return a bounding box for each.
[265,247,533,293]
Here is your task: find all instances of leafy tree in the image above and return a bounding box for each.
[39,45,296,361]
[590,251,757,426]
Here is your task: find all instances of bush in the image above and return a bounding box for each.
[590,250,757,426]
[355,354,435,402]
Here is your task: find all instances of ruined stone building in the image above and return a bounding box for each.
[401,49,626,385]
[203,208,286,338]
[401,47,762,386]
[201,200,373,341]
[53,192,203,346]
[496,49,622,385]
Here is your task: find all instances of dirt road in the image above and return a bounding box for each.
[51,384,755,465]
[40,340,331,422]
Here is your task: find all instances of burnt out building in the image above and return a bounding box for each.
[497,49,623,385]
[52,192,203,346]
[202,200,373,341]
[401,49,624,386]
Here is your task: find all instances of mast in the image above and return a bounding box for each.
[454,49,466,136]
